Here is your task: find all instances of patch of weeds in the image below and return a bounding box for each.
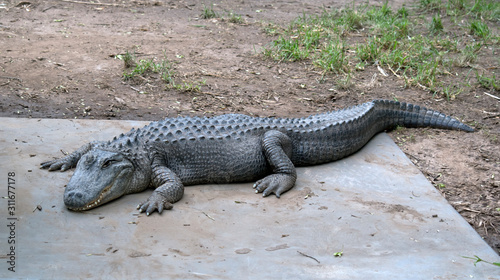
[457,42,482,66]
[338,5,365,31]
[429,14,444,34]
[397,5,409,18]
[356,36,382,63]
[433,37,459,52]
[118,50,136,68]
[379,34,445,89]
[440,83,463,100]
[469,0,500,22]
[419,0,443,12]
[366,1,392,22]
[314,39,348,73]
[445,0,500,21]
[394,17,410,38]
[123,58,174,85]
[261,1,496,97]
[469,20,490,39]
[263,36,310,61]
[482,129,499,144]
[263,22,280,36]
[200,4,218,19]
[335,73,353,90]
[160,64,175,84]
[476,71,499,90]
[379,41,409,70]
[395,126,416,145]
[355,61,366,71]
[227,11,244,24]
[174,80,206,92]
[413,56,441,89]
[446,0,467,16]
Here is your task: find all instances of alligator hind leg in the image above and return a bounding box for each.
[253,130,297,198]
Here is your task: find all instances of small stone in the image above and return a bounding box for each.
[235,248,251,254]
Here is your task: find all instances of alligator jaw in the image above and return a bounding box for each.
[66,183,113,211]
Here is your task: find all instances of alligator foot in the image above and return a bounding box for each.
[41,158,74,171]
[137,191,174,216]
[253,174,296,198]
[40,143,93,171]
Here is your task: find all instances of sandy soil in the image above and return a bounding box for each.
[1,0,499,254]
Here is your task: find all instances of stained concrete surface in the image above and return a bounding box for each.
[0,117,499,279]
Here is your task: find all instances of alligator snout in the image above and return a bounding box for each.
[64,190,86,208]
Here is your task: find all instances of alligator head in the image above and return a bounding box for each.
[63,149,138,211]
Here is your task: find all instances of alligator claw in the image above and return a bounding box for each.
[41,159,63,171]
[137,191,173,216]
[253,174,295,198]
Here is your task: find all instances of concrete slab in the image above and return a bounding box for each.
[0,117,499,279]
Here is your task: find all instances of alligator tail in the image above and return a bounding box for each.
[373,100,474,132]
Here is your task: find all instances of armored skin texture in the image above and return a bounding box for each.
[41,100,473,215]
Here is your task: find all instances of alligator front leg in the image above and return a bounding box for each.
[137,156,184,215]
[253,130,297,198]
[40,143,93,171]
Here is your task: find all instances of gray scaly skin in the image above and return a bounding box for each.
[41,100,473,215]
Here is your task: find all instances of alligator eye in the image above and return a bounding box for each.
[102,159,116,168]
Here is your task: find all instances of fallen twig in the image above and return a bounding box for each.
[483,114,500,120]
[377,65,388,77]
[0,76,22,82]
[387,65,401,78]
[297,251,320,263]
[60,0,127,7]
[484,92,500,101]
[463,208,482,214]
[202,211,215,221]
[130,86,141,92]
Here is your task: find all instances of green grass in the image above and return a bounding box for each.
[200,4,218,19]
[429,14,444,34]
[118,51,206,92]
[463,255,500,267]
[470,20,490,39]
[457,42,482,66]
[227,11,244,24]
[468,0,500,21]
[419,0,444,12]
[122,57,175,84]
[476,72,499,90]
[119,50,135,68]
[314,39,348,73]
[173,80,207,92]
[261,0,499,98]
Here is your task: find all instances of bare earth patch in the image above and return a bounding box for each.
[1,0,499,254]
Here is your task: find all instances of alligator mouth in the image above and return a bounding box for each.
[68,184,113,211]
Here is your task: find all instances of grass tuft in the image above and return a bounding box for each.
[227,11,244,24]
[200,4,218,19]
[429,14,444,34]
[469,20,490,39]
[476,72,499,90]
[119,50,207,92]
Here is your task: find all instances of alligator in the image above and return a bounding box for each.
[41,100,473,215]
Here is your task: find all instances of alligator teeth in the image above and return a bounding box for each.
[69,186,109,211]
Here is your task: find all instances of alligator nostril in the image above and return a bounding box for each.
[65,191,84,202]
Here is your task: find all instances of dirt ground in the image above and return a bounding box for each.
[1,0,499,254]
